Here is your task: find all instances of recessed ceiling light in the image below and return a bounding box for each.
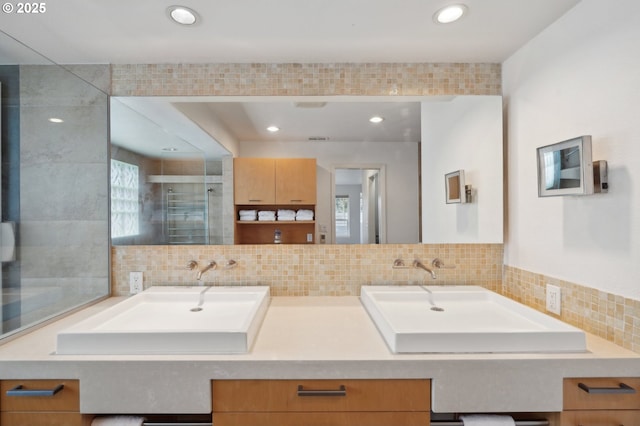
[267,126,280,132]
[433,4,467,24]
[369,116,384,123]
[48,117,64,123]
[167,6,198,25]
[163,147,178,152]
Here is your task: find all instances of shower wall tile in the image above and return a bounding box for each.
[19,64,110,309]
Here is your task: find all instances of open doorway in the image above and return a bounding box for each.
[332,166,386,244]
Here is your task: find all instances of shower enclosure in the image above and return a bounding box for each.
[0,31,110,339]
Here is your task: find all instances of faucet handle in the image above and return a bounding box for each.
[432,258,455,269]
[186,260,198,270]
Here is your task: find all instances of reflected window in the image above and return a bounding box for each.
[111,159,139,238]
[335,195,350,238]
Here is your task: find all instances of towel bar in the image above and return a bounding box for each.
[431,421,548,426]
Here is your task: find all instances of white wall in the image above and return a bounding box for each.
[421,96,504,243]
[239,140,420,244]
[503,0,640,299]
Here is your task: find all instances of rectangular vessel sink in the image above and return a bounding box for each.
[57,286,270,355]
[360,285,586,353]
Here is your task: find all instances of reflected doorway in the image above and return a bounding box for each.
[332,166,386,244]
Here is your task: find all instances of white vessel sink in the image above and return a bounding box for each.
[57,286,270,355]
[360,285,586,354]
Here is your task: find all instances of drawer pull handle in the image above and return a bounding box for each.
[6,384,64,397]
[577,382,636,394]
[297,384,346,397]
[248,199,262,202]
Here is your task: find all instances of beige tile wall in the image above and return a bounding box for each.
[112,244,503,297]
[111,63,501,96]
[503,265,640,353]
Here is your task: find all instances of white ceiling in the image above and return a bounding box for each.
[0,0,579,64]
[1,0,581,159]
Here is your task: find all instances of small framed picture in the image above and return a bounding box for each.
[445,170,465,204]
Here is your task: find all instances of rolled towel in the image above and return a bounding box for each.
[91,416,145,426]
[459,414,515,426]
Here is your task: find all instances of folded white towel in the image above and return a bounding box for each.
[277,209,296,217]
[91,416,145,426]
[296,209,314,220]
[460,414,515,426]
[238,209,257,216]
[258,210,276,221]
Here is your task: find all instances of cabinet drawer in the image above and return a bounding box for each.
[213,379,430,412]
[0,412,85,426]
[563,378,640,410]
[214,411,429,426]
[560,409,640,425]
[0,380,80,412]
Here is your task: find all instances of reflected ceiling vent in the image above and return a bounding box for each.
[308,136,330,141]
[294,102,327,108]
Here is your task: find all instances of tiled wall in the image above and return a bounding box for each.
[111,63,501,96]
[504,266,640,353]
[112,244,503,296]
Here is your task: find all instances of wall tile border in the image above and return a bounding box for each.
[111,63,501,97]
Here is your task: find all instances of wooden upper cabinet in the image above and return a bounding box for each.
[234,158,316,205]
[275,158,317,204]
[234,158,276,205]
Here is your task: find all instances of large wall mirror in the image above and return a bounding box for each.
[110,95,503,245]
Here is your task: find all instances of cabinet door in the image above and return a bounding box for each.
[234,158,276,204]
[560,410,640,425]
[563,378,640,410]
[275,159,316,204]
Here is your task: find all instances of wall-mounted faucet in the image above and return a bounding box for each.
[197,261,217,280]
[413,260,437,280]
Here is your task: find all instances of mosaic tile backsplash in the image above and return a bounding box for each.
[503,265,640,354]
[112,244,503,297]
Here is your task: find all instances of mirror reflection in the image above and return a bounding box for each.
[110,95,502,245]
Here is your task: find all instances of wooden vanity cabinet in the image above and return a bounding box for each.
[560,377,640,425]
[0,380,89,426]
[234,158,317,244]
[212,379,431,426]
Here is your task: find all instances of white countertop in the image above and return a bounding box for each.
[0,296,639,414]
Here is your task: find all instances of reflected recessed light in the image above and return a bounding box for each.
[433,4,467,24]
[48,117,64,123]
[267,126,280,132]
[163,147,178,152]
[167,6,198,25]
[369,116,384,123]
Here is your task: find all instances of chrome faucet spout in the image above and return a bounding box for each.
[413,260,437,279]
[196,261,217,280]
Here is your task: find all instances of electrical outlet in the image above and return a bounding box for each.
[129,271,143,294]
[306,233,313,243]
[546,284,561,315]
